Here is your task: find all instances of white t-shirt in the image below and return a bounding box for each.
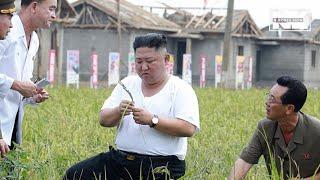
[101,75,200,160]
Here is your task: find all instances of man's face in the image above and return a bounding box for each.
[0,14,13,40]
[34,0,57,28]
[265,84,289,121]
[135,47,167,85]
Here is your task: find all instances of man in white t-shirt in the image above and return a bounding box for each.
[64,33,200,179]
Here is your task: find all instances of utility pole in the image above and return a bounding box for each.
[117,0,122,76]
[221,0,234,88]
[56,23,64,85]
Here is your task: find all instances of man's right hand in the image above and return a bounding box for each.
[99,100,134,127]
[0,139,10,158]
[11,80,37,98]
[118,100,135,116]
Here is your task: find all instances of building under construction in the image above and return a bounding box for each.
[32,0,320,87]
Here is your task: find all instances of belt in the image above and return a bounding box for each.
[116,150,176,161]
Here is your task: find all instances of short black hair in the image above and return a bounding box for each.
[133,33,167,52]
[21,0,43,7]
[277,76,307,112]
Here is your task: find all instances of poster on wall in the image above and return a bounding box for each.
[200,56,206,88]
[128,52,136,76]
[66,50,80,88]
[48,49,55,84]
[182,54,192,84]
[108,52,120,86]
[245,56,253,89]
[90,52,98,89]
[236,56,245,89]
[166,54,174,75]
[215,56,223,88]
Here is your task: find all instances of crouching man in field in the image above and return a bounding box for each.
[64,33,200,179]
[229,76,320,179]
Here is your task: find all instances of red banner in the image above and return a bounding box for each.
[91,52,98,89]
[48,49,55,83]
[200,56,206,88]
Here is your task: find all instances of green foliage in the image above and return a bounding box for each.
[0,87,319,179]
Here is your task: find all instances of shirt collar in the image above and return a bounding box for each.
[12,15,25,38]
[274,112,304,144]
[12,14,38,50]
[292,112,304,144]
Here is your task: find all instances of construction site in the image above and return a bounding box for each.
[14,0,320,88]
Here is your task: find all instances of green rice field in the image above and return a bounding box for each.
[1,87,319,179]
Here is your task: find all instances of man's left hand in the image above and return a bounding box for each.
[0,139,9,158]
[33,88,49,103]
[132,107,153,126]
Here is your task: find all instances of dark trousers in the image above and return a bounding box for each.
[63,147,185,180]
[9,112,19,150]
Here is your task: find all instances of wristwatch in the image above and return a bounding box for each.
[150,114,159,128]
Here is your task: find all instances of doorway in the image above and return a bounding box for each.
[177,41,186,77]
[256,50,261,81]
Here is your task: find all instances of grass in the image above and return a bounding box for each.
[0,87,319,179]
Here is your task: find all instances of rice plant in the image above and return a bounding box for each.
[0,87,318,179]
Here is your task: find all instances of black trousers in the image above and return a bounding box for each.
[63,147,185,180]
[9,112,19,150]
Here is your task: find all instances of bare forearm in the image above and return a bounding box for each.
[11,80,21,91]
[99,107,122,127]
[228,159,252,180]
[11,80,36,97]
[304,171,320,180]
[154,117,196,137]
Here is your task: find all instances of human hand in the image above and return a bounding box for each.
[0,139,10,158]
[33,88,49,103]
[118,100,134,116]
[11,80,37,98]
[132,107,153,126]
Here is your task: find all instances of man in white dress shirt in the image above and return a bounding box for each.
[0,0,38,158]
[0,0,57,157]
[0,0,37,103]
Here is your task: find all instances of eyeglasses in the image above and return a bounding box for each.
[265,93,282,104]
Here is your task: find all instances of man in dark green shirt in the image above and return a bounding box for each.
[229,76,320,179]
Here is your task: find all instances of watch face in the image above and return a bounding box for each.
[151,115,159,127]
[152,116,159,124]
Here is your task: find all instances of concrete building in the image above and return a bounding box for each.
[39,0,261,87]
[47,0,180,85]
[256,20,320,87]
[32,0,320,87]
[163,9,261,87]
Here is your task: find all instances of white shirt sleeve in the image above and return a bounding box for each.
[0,74,14,98]
[174,82,200,132]
[101,84,124,110]
[0,39,14,98]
